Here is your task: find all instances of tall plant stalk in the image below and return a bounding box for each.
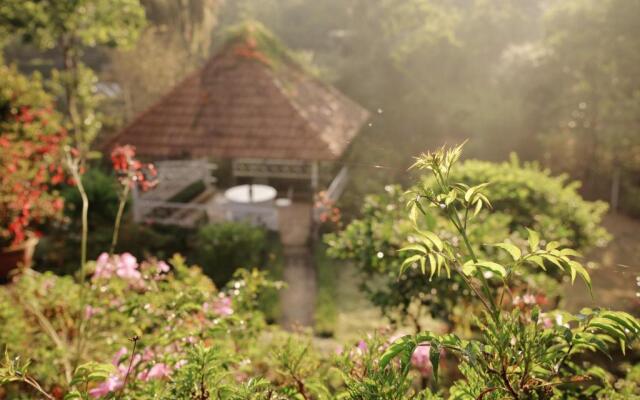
[110,184,130,255]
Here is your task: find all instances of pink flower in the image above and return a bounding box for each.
[89,375,123,398]
[115,253,141,280]
[138,363,171,381]
[157,261,170,273]
[84,305,98,319]
[111,347,128,366]
[142,348,155,362]
[94,252,114,279]
[411,344,433,377]
[210,295,233,316]
[90,345,145,397]
[357,340,368,352]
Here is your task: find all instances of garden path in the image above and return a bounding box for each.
[564,213,640,315]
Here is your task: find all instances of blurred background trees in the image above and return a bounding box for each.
[1,0,639,217]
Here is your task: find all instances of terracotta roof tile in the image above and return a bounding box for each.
[111,44,369,161]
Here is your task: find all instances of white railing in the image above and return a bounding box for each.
[326,166,349,202]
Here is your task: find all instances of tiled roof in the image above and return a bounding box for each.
[111,38,369,161]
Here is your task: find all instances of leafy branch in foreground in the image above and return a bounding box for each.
[382,143,639,399]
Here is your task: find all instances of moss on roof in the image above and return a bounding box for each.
[216,20,313,72]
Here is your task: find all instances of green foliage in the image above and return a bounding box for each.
[0,254,284,398]
[35,168,190,274]
[379,144,640,399]
[220,20,297,68]
[194,222,267,285]
[0,0,145,50]
[337,334,422,399]
[326,156,609,332]
[0,0,146,159]
[596,363,640,399]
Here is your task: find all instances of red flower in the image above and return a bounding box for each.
[110,145,158,192]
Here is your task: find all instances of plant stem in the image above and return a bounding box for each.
[110,184,130,255]
[78,179,89,275]
[23,375,55,400]
[117,336,139,400]
[450,210,499,316]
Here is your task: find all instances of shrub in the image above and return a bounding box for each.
[380,144,639,399]
[193,222,267,285]
[326,156,610,332]
[0,61,67,246]
[35,168,189,274]
[0,253,284,398]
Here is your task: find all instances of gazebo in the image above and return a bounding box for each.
[110,22,369,327]
[111,21,369,230]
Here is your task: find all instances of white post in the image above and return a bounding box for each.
[311,161,319,191]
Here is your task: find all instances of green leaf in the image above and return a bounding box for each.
[428,253,437,279]
[545,241,560,250]
[429,344,441,384]
[473,198,483,217]
[462,260,477,276]
[400,254,422,275]
[417,229,443,251]
[398,244,427,254]
[464,183,490,203]
[409,202,420,225]
[568,260,591,290]
[379,339,410,369]
[527,255,547,270]
[475,260,507,277]
[560,248,582,258]
[493,242,521,261]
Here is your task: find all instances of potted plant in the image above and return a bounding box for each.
[0,62,67,280]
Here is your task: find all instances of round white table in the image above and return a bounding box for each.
[224,184,277,204]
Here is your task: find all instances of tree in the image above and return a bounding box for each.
[0,0,146,268]
[105,0,223,121]
[528,0,640,213]
[217,0,546,212]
